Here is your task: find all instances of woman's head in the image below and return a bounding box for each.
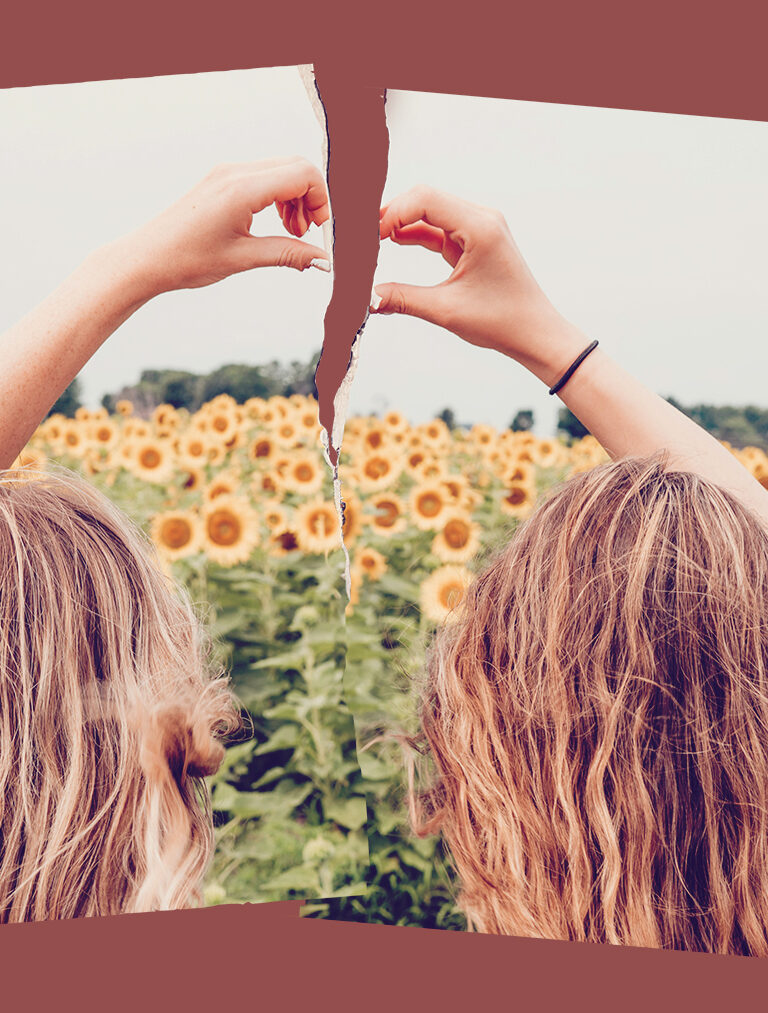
[0,468,239,922]
[413,454,768,954]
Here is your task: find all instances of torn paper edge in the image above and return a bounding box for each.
[298,65,352,591]
[298,64,334,265]
[299,68,389,601]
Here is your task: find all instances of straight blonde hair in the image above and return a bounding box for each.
[411,454,768,954]
[0,468,239,921]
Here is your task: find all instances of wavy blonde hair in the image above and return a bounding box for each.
[411,454,768,954]
[0,468,239,921]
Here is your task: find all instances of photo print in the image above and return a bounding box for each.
[0,63,370,920]
[333,86,768,954]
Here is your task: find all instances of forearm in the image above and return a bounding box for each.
[0,238,154,469]
[516,309,768,525]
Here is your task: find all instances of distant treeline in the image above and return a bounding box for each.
[434,402,768,451]
[46,371,768,452]
[49,352,321,419]
[556,401,768,450]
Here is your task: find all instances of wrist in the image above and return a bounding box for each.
[502,304,590,388]
[85,234,165,309]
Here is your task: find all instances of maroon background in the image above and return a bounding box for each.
[3,0,768,1003]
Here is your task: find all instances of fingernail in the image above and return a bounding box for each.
[369,289,382,312]
[310,258,331,272]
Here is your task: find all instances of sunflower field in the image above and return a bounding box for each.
[14,395,768,927]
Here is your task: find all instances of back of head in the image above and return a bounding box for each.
[414,454,768,954]
[0,468,239,921]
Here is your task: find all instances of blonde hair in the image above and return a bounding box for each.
[411,454,768,954]
[0,468,239,921]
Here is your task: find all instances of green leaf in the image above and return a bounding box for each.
[324,796,368,831]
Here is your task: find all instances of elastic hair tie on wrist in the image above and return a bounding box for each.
[548,339,599,396]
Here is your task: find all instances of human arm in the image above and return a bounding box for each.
[370,185,768,525]
[0,157,330,470]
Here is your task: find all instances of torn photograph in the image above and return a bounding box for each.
[334,88,768,954]
[0,64,369,921]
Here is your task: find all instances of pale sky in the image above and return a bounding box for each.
[0,65,331,406]
[2,77,767,435]
[351,90,768,434]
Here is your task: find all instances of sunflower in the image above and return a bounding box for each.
[511,446,534,464]
[500,481,536,519]
[206,442,228,466]
[202,495,260,567]
[409,482,451,531]
[382,410,409,435]
[739,446,768,474]
[248,435,277,463]
[38,415,64,443]
[115,399,134,417]
[150,509,202,561]
[345,563,364,615]
[404,449,432,478]
[81,448,110,477]
[357,452,403,492]
[260,500,289,532]
[340,493,365,545]
[222,429,246,453]
[204,405,239,443]
[367,493,408,536]
[244,397,267,420]
[414,459,448,482]
[11,446,47,472]
[355,546,387,581]
[259,404,281,427]
[179,466,205,493]
[418,418,452,450]
[110,441,135,470]
[420,565,473,624]
[130,438,175,483]
[268,526,301,556]
[282,454,324,495]
[205,393,238,412]
[468,424,498,455]
[204,471,241,502]
[294,500,341,555]
[251,469,286,497]
[500,459,535,486]
[59,421,90,458]
[441,475,469,504]
[274,418,300,448]
[123,420,151,440]
[432,511,481,564]
[344,418,367,440]
[363,425,391,453]
[297,403,322,437]
[268,395,293,419]
[532,438,565,469]
[75,406,93,422]
[90,418,119,450]
[152,404,179,428]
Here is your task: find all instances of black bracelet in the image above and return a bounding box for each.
[548,340,599,396]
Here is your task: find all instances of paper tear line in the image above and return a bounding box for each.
[299,68,389,600]
[298,65,351,592]
[298,64,334,268]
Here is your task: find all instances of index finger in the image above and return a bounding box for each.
[241,161,330,227]
[379,186,475,239]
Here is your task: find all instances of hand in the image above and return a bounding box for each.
[114,157,331,299]
[371,185,584,386]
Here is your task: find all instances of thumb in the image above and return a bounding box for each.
[238,235,331,272]
[369,282,447,325]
